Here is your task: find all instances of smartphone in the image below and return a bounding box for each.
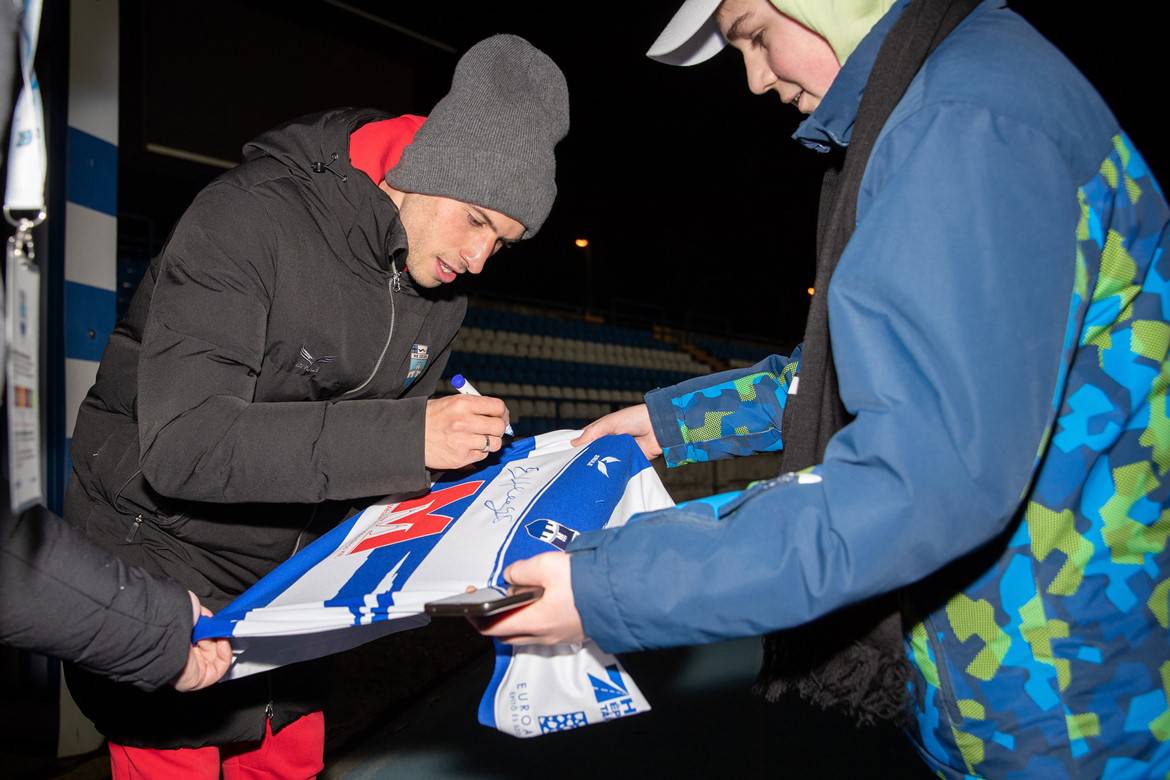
[424,586,543,617]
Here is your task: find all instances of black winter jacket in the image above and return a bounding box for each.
[0,485,192,691]
[63,108,465,747]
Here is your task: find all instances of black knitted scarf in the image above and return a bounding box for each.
[755,0,982,726]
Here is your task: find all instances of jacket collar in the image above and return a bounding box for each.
[792,0,911,152]
[242,108,413,287]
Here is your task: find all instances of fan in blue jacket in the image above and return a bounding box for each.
[480,0,1170,776]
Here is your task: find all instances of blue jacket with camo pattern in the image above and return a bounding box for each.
[568,1,1170,776]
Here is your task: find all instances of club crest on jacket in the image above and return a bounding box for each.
[406,343,429,386]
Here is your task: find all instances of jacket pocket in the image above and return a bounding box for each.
[913,611,986,776]
[76,423,147,511]
[89,424,179,528]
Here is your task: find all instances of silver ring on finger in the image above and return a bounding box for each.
[482,435,491,452]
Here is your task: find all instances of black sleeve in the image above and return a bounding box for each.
[0,498,193,691]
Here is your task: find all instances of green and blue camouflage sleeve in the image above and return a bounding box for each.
[644,348,799,467]
[570,104,1081,656]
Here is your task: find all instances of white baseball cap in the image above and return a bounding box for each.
[646,0,727,66]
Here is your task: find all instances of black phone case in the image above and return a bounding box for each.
[424,587,543,617]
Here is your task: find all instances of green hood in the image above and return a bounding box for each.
[769,0,897,64]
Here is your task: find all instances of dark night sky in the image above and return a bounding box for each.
[117,2,1165,350]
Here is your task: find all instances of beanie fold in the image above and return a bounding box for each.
[388,144,557,238]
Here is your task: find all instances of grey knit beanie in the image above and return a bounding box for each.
[386,34,569,239]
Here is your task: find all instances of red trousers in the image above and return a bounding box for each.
[108,711,324,780]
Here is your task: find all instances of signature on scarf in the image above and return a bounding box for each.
[484,465,541,524]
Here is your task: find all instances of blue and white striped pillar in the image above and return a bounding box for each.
[62,0,117,488]
[57,0,118,758]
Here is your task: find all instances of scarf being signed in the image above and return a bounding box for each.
[193,430,672,737]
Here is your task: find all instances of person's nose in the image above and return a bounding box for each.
[461,234,494,274]
[743,51,774,96]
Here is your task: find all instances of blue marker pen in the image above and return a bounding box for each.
[451,374,514,436]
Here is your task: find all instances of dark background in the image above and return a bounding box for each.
[118,1,1165,347]
[3,5,1159,774]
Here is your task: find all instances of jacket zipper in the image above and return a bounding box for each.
[341,264,401,397]
[113,467,143,514]
[115,465,148,541]
[124,514,144,542]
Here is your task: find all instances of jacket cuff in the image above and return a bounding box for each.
[132,576,195,690]
[644,387,686,467]
[93,562,195,691]
[319,396,431,498]
[568,535,642,654]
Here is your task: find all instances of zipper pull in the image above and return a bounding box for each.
[124,514,144,542]
[390,263,402,293]
[309,152,347,182]
[265,674,275,723]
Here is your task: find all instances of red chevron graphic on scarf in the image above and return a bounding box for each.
[347,481,484,555]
